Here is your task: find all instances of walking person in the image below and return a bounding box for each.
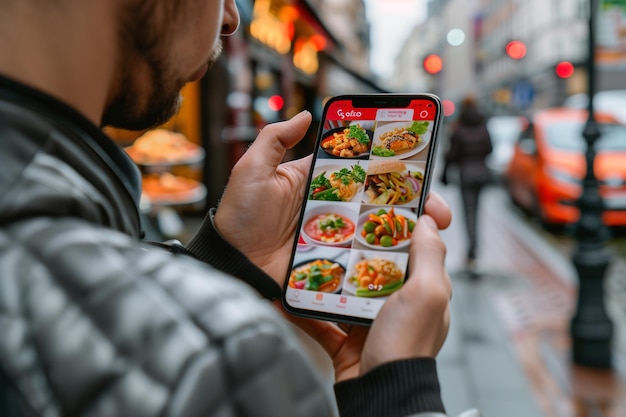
[442,96,493,267]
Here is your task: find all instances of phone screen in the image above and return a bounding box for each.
[282,94,443,325]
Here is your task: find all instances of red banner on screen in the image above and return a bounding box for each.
[325,99,437,121]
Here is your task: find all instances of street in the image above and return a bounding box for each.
[435,181,626,417]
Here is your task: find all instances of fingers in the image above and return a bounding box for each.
[332,325,369,382]
[245,111,313,171]
[423,191,452,230]
[360,216,450,372]
[273,300,369,382]
[293,317,369,383]
[390,215,451,354]
[269,110,313,149]
[407,215,451,299]
[296,319,346,358]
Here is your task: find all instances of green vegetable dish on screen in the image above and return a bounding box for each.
[309,164,366,202]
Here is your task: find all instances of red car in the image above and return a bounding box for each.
[504,108,626,229]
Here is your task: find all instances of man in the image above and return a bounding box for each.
[0,1,464,416]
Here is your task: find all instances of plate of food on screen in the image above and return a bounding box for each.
[308,162,367,202]
[343,252,407,298]
[288,258,345,293]
[320,124,373,158]
[300,203,358,247]
[356,207,416,250]
[370,121,430,159]
[362,160,424,206]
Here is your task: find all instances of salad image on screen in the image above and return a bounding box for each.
[308,162,367,202]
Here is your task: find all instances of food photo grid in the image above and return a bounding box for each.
[286,114,434,318]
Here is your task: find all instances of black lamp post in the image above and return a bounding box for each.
[569,0,614,368]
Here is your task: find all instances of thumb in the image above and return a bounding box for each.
[245,111,313,171]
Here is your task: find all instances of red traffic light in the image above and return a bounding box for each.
[505,41,526,60]
[555,61,574,78]
[442,99,456,117]
[423,54,443,75]
[268,95,284,111]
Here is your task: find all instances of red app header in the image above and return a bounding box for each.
[325,99,437,121]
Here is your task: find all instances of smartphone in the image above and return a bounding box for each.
[282,94,443,326]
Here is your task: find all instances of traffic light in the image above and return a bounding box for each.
[505,41,526,60]
[555,61,574,78]
[267,95,284,111]
[423,54,443,75]
[442,99,456,117]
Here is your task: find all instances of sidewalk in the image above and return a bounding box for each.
[436,183,626,417]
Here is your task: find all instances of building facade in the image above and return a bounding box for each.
[390,0,625,116]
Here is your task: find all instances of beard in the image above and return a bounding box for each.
[101,2,222,131]
[101,63,185,131]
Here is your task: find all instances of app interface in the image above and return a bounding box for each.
[285,98,438,321]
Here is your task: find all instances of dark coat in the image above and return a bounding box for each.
[0,75,334,417]
[444,107,493,186]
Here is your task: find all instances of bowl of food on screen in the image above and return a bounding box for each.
[362,160,424,205]
[371,121,430,158]
[320,124,372,158]
[356,207,416,250]
[288,258,345,293]
[308,163,367,202]
[301,205,357,247]
[347,257,405,297]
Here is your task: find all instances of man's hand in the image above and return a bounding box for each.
[285,210,451,383]
[214,111,314,282]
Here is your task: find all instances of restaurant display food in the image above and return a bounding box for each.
[123,129,206,208]
[125,129,203,165]
[141,172,204,204]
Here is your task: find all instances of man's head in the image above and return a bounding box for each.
[102,0,239,130]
